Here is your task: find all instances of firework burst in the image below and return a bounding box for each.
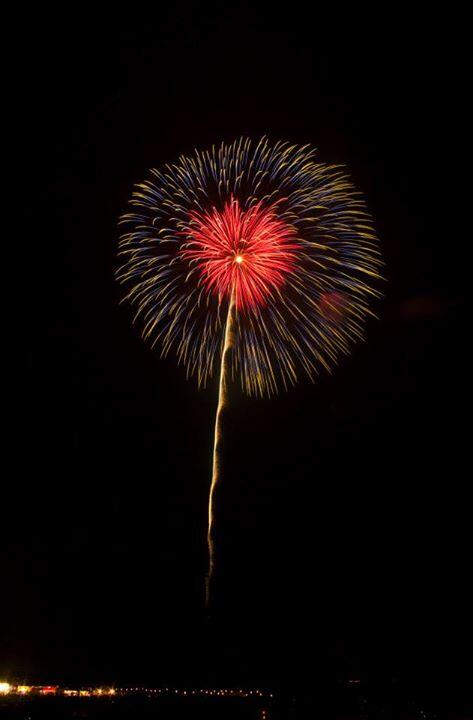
[117,137,383,605]
[181,198,299,310]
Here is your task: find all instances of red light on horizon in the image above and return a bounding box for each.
[39,686,58,695]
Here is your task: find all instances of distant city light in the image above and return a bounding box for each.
[16,685,32,695]
[0,682,11,695]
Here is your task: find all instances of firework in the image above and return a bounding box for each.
[117,137,383,605]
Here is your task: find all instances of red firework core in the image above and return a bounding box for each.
[182,199,299,310]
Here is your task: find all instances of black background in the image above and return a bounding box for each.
[3,9,469,711]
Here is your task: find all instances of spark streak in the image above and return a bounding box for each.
[206,288,235,607]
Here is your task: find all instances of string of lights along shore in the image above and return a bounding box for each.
[117,137,384,605]
[0,683,271,699]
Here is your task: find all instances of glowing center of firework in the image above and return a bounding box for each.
[182,199,298,310]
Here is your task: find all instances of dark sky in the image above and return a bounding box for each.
[3,9,469,707]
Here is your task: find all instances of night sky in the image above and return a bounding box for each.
[4,11,469,708]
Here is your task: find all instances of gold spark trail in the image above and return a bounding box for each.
[206,288,236,608]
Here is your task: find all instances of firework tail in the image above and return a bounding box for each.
[205,289,236,608]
